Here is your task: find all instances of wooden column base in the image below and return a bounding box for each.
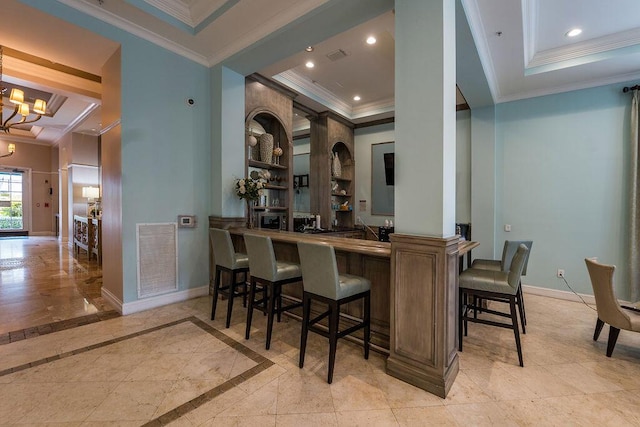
[386,233,459,398]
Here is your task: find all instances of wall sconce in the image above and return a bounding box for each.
[82,186,100,199]
[0,143,15,158]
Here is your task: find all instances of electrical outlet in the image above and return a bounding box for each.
[504,224,511,232]
[557,269,565,278]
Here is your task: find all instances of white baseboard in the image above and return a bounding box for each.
[523,284,596,305]
[101,286,209,315]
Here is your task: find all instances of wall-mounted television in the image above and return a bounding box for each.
[383,152,394,186]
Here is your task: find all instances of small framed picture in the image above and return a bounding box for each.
[178,215,196,228]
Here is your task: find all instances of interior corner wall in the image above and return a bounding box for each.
[493,82,631,299]
[24,0,213,305]
[470,105,497,261]
[210,65,245,219]
[101,47,123,303]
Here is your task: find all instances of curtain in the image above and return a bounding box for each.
[630,91,640,302]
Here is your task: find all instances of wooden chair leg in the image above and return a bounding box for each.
[211,266,222,320]
[458,289,464,351]
[516,286,526,334]
[593,318,605,341]
[363,292,370,360]
[518,282,527,326]
[606,326,620,357]
[299,293,311,369]
[276,286,282,323]
[266,284,276,350]
[245,278,257,340]
[509,296,523,367]
[225,270,237,328]
[327,300,339,384]
[242,271,248,307]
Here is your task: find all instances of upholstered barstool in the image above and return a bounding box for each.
[243,233,303,350]
[297,241,371,384]
[471,240,533,330]
[209,228,250,328]
[459,243,529,366]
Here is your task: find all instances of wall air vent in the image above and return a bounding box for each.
[137,222,178,298]
[326,49,348,62]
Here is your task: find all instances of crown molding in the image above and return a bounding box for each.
[143,0,193,26]
[496,70,640,104]
[57,0,209,66]
[273,70,353,119]
[527,27,640,70]
[352,97,395,120]
[521,0,537,65]
[207,0,329,67]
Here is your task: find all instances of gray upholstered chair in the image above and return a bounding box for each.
[209,228,250,328]
[244,233,303,350]
[585,258,640,357]
[471,240,533,330]
[459,243,530,366]
[297,241,371,384]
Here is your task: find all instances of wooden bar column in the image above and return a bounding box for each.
[387,0,458,398]
[386,234,459,398]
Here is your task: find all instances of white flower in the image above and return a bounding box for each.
[239,179,245,186]
[239,186,246,194]
[257,182,263,189]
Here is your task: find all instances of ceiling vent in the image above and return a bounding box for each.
[326,49,348,62]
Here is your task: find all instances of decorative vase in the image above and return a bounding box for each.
[260,133,274,164]
[332,151,342,177]
[246,200,255,229]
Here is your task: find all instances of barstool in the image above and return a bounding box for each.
[296,241,371,384]
[209,228,249,328]
[243,233,303,350]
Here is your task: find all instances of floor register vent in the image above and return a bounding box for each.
[136,223,178,298]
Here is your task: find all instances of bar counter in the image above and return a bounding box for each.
[228,227,392,350]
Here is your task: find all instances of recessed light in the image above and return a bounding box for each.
[353,95,361,101]
[305,61,315,68]
[366,36,376,45]
[566,28,582,37]
[305,46,314,52]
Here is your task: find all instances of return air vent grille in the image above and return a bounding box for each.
[326,49,348,61]
[137,223,178,298]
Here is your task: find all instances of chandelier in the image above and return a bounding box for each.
[0,46,47,133]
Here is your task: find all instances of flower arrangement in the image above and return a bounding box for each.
[235,172,265,201]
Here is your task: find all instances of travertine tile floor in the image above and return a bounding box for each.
[1,237,640,425]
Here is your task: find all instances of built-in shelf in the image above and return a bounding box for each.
[253,206,287,211]
[332,193,352,197]
[265,184,287,190]
[333,177,351,182]
[249,159,287,170]
[333,208,353,212]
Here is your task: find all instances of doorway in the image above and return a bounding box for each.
[0,168,29,235]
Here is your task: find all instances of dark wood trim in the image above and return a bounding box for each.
[318,111,354,129]
[354,116,395,129]
[293,100,318,119]
[456,103,470,111]
[3,46,101,83]
[246,73,299,100]
[293,133,311,140]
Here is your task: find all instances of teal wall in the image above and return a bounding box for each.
[492,83,631,298]
[23,0,212,303]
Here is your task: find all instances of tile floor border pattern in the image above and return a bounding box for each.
[0,310,121,345]
[0,315,274,426]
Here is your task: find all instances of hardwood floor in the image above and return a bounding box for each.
[0,236,116,337]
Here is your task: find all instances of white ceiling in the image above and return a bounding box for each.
[2,0,640,147]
